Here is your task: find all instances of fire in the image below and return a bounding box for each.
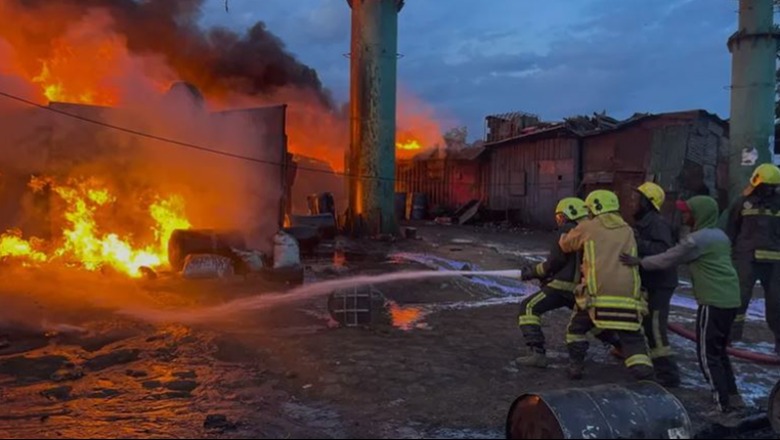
[395,133,426,160]
[0,176,191,278]
[396,139,422,151]
[29,25,125,106]
[0,229,46,263]
[150,195,192,257]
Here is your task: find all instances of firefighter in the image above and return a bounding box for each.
[725,163,780,352]
[633,182,681,387]
[516,197,620,368]
[559,189,653,380]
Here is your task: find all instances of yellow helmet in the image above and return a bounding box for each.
[555,197,588,221]
[745,163,780,195]
[636,182,665,211]
[585,190,620,216]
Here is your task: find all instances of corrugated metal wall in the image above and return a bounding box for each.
[582,123,654,221]
[583,112,728,222]
[395,159,481,215]
[483,133,579,228]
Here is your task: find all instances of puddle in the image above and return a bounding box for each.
[671,295,765,322]
[387,301,428,331]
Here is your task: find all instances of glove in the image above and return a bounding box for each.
[619,253,641,266]
[519,264,535,281]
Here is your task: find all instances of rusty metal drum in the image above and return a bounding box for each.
[505,381,691,439]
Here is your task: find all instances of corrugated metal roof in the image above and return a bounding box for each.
[581,109,727,138]
[483,124,577,149]
[481,109,726,148]
[401,146,486,162]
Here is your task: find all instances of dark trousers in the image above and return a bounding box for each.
[518,287,574,351]
[697,305,739,411]
[642,287,680,383]
[519,288,620,352]
[566,307,653,380]
[732,259,780,347]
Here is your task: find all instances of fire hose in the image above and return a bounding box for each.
[667,322,780,366]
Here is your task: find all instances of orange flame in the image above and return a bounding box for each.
[0,176,191,278]
[29,26,126,106]
[395,134,425,160]
[396,139,422,152]
[0,229,47,263]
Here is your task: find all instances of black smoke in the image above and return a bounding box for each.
[11,0,333,108]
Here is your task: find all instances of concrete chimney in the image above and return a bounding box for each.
[727,0,779,201]
[346,0,403,236]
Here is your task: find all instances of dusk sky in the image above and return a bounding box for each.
[201,0,747,141]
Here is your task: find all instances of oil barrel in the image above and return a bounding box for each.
[307,192,336,215]
[410,193,427,220]
[395,192,408,220]
[317,192,336,215]
[291,214,337,240]
[283,225,320,256]
[505,381,691,439]
[768,378,780,434]
[167,229,246,271]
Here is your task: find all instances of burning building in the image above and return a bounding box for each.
[0,0,451,268]
[0,82,292,277]
[0,0,317,277]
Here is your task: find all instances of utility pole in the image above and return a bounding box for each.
[346,0,404,236]
[727,0,779,201]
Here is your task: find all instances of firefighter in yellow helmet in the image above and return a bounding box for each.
[558,189,653,380]
[633,182,680,387]
[516,197,620,368]
[725,163,780,352]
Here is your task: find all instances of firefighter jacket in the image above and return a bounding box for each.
[725,187,780,263]
[634,210,679,290]
[527,222,580,292]
[559,213,646,331]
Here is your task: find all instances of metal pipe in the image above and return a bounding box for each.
[346,0,403,236]
[727,0,779,202]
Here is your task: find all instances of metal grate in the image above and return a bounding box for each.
[329,286,380,327]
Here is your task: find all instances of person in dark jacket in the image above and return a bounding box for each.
[622,196,745,420]
[516,197,619,368]
[633,182,681,387]
[725,163,780,352]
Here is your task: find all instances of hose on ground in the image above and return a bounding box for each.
[667,322,780,366]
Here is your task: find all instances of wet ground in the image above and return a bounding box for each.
[0,223,778,438]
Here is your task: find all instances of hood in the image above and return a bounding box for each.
[686,196,719,231]
[596,212,627,229]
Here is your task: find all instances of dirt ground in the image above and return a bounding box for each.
[0,223,778,439]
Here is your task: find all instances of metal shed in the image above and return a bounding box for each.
[481,125,581,228]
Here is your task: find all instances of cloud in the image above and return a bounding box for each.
[204,0,738,141]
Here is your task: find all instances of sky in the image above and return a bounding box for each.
[200,0,742,141]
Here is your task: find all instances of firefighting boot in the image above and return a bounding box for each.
[515,349,549,369]
[653,356,681,388]
[729,393,748,410]
[629,365,655,382]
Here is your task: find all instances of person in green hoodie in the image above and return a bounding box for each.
[620,196,745,416]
